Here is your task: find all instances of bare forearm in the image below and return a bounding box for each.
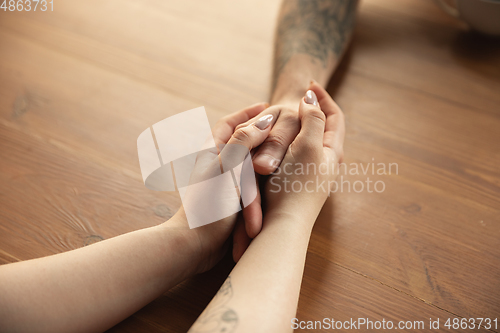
[0,215,198,333]
[189,212,314,333]
[271,0,358,106]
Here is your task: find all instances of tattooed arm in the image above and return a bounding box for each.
[250,0,356,174]
[271,0,359,107]
[234,1,356,260]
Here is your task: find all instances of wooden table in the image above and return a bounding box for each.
[0,0,499,331]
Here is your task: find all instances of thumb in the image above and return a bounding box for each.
[219,113,276,171]
[295,90,326,151]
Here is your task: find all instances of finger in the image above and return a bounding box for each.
[324,112,345,163]
[212,102,269,147]
[242,174,262,238]
[252,107,300,175]
[294,90,326,151]
[233,105,279,132]
[232,215,251,262]
[309,81,345,162]
[219,110,279,167]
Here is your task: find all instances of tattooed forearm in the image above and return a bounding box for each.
[188,276,238,333]
[272,0,358,86]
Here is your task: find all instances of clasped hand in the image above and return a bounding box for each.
[171,81,345,273]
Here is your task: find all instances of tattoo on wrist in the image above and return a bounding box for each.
[189,276,238,333]
[273,0,358,87]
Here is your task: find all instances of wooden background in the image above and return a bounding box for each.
[0,0,499,331]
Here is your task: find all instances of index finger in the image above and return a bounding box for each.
[212,103,269,146]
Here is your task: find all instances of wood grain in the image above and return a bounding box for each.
[0,0,498,331]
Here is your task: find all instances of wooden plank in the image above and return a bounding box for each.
[352,0,500,114]
[0,121,179,261]
[298,252,492,332]
[312,174,500,319]
[317,53,500,318]
[0,29,210,175]
[0,1,275,113]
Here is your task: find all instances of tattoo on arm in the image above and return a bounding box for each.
[189,276,238,333]
[273,0,359,84]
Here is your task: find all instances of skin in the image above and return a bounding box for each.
[271,0,359,107]
[233,0,358,262]
[190,82,345,333]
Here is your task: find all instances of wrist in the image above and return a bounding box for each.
[158,211,204,278]
[270,57,328,107]
[262,208,316,236]
[271,90,306,110]
[160,209,233,275]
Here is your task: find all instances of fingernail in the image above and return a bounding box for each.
[253,154,280,170]
[305,90,319,106]
[254,114,273,130]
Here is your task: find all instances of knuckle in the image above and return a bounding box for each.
[280,109,299,123]
[234,122,246,131]
[301,138,321,152]
[307,108,326,123]
[232,126,252,143]
[264,132,289,148]
[295,141,322,161]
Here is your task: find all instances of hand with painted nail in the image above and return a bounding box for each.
[231,81,344,261]
[176,103,281,273]
[251,88,320,175]
[263,82,345,225]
